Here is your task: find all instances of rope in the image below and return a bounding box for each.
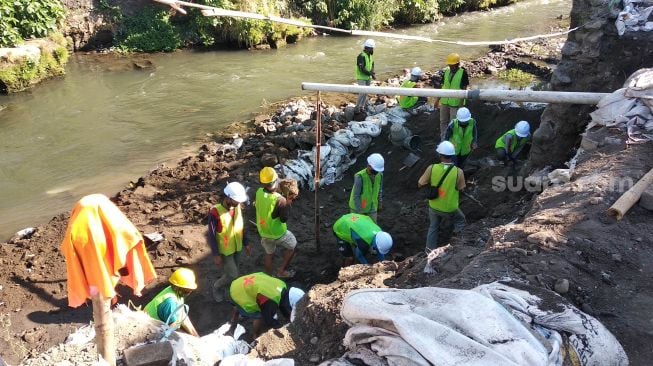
[153,0,582,47]
[160,303,189,342]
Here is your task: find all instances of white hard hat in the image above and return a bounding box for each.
[410,67,422,77]
[367,153,385,172]
[363,39,375,48]
[515,120,531,137]
[456,107,471,122]
[224,182,248,203]
[436,141,455,156]
[374,231,393,255]
[288,287,305,308]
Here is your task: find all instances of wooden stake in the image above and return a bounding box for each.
[608,168,653,220]
[92,291,116,366]
[314,91,322,253]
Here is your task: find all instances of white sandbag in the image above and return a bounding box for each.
[365,113,388,127]
[221,354,295,366]
[333,129,361,148]
[327,138,349,157]
[548,169,571,185]
[353,135,372,154]
[348,121,382,137]
[367,103,387,115]
[339,285,628,366]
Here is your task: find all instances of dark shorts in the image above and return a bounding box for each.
[237,306,262,319]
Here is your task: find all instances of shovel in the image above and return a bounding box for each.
[399,152,421,171]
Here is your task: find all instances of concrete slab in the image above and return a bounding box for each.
[123,341,173,366]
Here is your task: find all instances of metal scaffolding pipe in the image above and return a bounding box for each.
[301,82,610,105]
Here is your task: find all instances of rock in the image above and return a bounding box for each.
[309,355,320,363]
[612,253,622,262]
[261,153,278,167]
[124,341,174,366]
[343,106,355,122]
[310,336,318,345]
[554,279,569,294]
[173,237,193,251]
[589,196,603,205]
[638,185,653,211]
[581,303,594,314]
[580,135,599,151]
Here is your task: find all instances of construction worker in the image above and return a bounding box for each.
[436,53,470,139]
[355,39,376,114]
[398,67,428,113]
[255,167,297,279]
[418,141,466,251]
[144,268,199,337]
[207,182,251,302]
[443,107,478,169]
[349,153,384,223]
[495,121,531,167]
[229,272,305,338]
[332,213,393,267]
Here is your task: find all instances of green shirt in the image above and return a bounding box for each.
[255,188,287,239]
[428,163,459,213]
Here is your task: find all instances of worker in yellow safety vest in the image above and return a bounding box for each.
[435,53,470,139]
[355,39,376,114]
[144,268,199,336]
[228,272,305,338]
[349,153,384,223]
[333,213,393,267]
[398,67,429,114]
[255,167,298,279]
[495,120,531,167]
[443,107,478,169]
[208,182,251,303]
[418,141,466,251]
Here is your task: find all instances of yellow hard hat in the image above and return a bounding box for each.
[446,53,460,65]
[259,167,278,184]
[169,268,197,290]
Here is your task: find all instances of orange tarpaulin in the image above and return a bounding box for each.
[61,194,157,307]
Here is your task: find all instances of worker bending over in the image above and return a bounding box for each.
[229,272,305,338]
[333,213,393,267]
[144,268,199,337]
[495,121,531,167]
[398,67,428,114]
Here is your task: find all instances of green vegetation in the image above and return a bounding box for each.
[0,0,65,47]
[0,37,69,93]
[394,0,440,24]
[498,68,534,85]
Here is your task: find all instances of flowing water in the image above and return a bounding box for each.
[0,0,570,239]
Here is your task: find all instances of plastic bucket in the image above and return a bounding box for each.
[403,135,421,150]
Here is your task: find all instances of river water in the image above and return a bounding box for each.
[0,0,570,239]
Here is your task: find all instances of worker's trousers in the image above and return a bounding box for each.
[355,79,371,112]
[426,207,466,250]
[439,105,458,139]
[212,252,240,302]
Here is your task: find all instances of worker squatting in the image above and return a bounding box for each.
[61,39,533,341]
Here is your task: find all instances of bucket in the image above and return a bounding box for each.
[403,135,421,150]
[389,124,411,146]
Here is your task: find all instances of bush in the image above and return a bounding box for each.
[295,0,398,30]
[0,0,65,47]
[115,6,182,52]
[0,40,68,93]
[394,0,440,24]
[437,0,465,14]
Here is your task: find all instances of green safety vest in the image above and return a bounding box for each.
[449,118,476,156]
[229,272,286,314]
[214,203,244,256]
[441,67,465,107]
[495,129,527,153]
[398,80,418,109]
[333,213,380,247]
[144,286,184,323]
[348,169,382,214]
[255,188,287,240]
[428,163,459,213]
[355,52,374,81]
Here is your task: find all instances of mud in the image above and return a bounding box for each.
[1,33,652,366]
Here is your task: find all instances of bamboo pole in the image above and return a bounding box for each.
[314,91,322,253]
[301,83,610,105]
[608,168,653,220]
[91,291,115,366]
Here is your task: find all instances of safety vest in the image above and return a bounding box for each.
[348,169,382,214]
[255,188,286,240]
[398,80,418,109]
[495,129,527,153]
[144,286,184,323]
[449,118,476,156]
[441,67,465,107]
[214,203,244,256]
[428,163,459,213]
[355,52,374,81]
[333,213,380,247]
[229,272,286,314]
